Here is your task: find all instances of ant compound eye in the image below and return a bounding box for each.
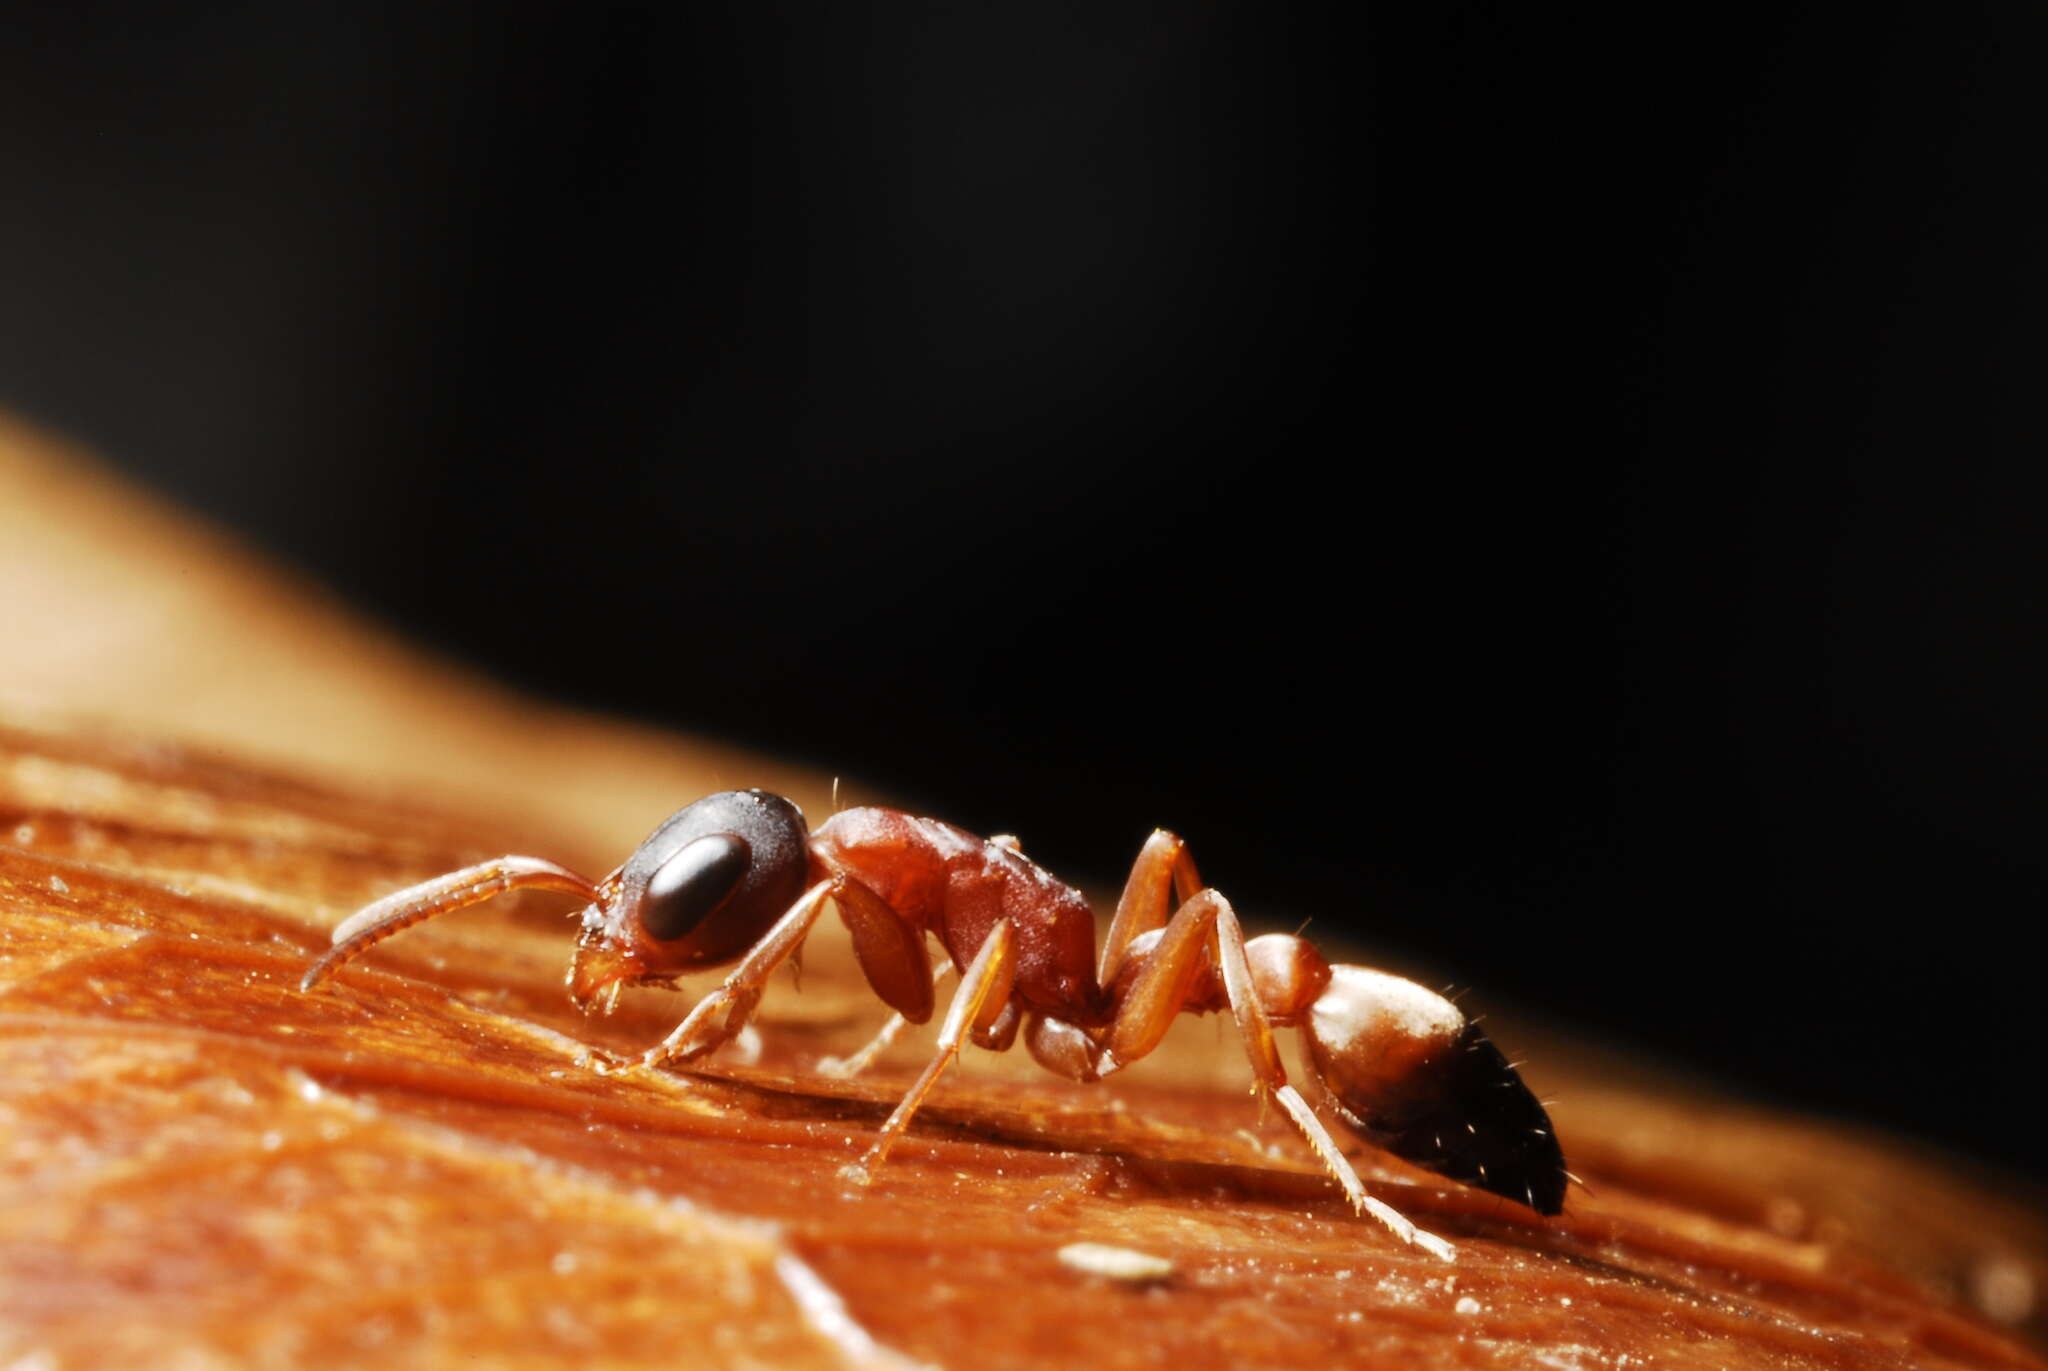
[620,792,810,964]
[641,833,752,942]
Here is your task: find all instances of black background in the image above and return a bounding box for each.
[4,6,2044,1178]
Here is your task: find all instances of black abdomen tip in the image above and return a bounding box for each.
[1372,1023,1568,1215]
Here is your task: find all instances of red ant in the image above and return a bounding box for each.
[301,790,1566,1259]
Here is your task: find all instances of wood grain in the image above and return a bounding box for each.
[2,411,2044,1369]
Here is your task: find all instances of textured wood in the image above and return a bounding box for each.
[2,411,2046,1368]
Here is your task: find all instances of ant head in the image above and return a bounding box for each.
[569,790,810,1010]
[1304,966,1567,1215]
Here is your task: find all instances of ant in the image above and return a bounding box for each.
[300,790,1566,1259]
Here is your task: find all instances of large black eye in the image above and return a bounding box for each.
[641,833,752,941]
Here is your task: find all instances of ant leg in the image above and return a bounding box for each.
[815,1011,910,1080]
[1097,829,1203,986]
[842,919,1017,1184]
[642,869,935,1074]
[816,961,953,1079]
[643,869,940,1070]
[972,998,1022,1051]
[829,871,935,1023]
[1100,889,1457,1260]
[640,879,836,1069]
[301,857,603,992]
[1102,889,1280,1081]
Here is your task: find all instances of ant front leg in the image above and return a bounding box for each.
[639,879,837,1070]
[640,870,936,1072]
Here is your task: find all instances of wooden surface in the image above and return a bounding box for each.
[3,411,2046,1369]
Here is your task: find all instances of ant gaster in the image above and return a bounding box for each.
[301,791,1567,1259]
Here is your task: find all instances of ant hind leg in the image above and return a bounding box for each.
[1097,829,1203,986]
[1097,887,1457,1260]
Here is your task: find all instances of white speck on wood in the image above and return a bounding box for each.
[1057,1242,1176,1283]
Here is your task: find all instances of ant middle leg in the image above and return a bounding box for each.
[815,964,1014,1082]
[842,918,1017,1184]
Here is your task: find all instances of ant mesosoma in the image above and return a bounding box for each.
[300,790,1566,1258]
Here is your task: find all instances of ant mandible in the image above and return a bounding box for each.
[300,790,1567,1259]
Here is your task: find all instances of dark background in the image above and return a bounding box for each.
[4,6,2044,1178]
